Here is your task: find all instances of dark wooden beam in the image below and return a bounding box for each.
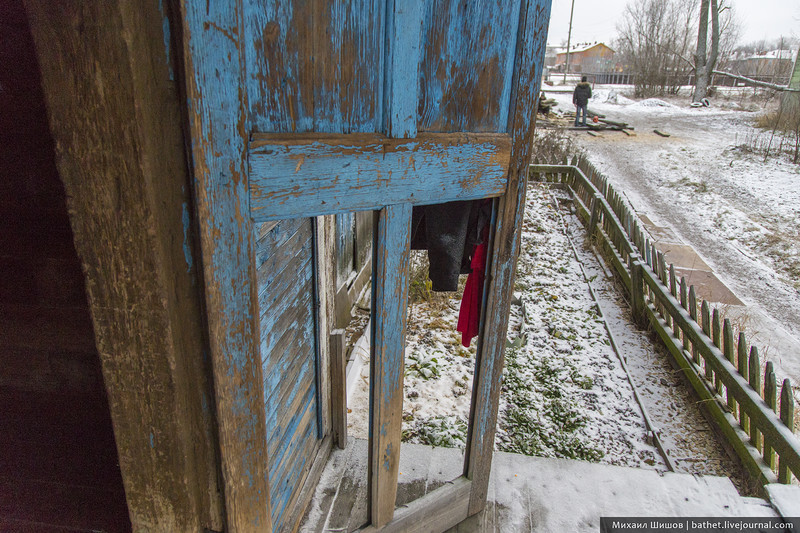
[23,0,224,530]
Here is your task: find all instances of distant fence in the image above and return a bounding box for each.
[583,71,791,89]
[529,159,799,488]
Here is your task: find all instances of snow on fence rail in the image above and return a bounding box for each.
[529,160,799,487]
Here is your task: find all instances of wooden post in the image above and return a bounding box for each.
[749,346,762,452]
[588,193,601,238]
[330,330,348,450]
[764,362,778,470]
[25,2,225,529]
[778,379,796,483]
[630,258,645,327]
[669,265,678,338]
[369,204,412,528]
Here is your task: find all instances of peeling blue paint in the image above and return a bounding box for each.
[182,199,193,273]
[158,0,174,80]
[149,432,155,449]
[248,135,510,221]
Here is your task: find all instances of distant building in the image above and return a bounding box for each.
[554,42,616,73]
[731,49,797,80]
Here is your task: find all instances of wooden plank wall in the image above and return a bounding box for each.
[256,219,320,531]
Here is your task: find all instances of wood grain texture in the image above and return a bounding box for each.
[24,0,224,530]
[249,133,511,220]
[417,0,523,133]
[368,204,412,527]
[244,0,385,134]
[177,0,272,530]
[256,218,320,531]
[464,0,552,516]
[384,0,423,138]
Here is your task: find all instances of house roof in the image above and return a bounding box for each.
[554,42,615,55]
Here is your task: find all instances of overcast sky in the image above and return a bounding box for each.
[546,0,800,47]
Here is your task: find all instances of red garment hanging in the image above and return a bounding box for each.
[457,240,487,348]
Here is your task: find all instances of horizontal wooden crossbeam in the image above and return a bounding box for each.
[248,132,510,221]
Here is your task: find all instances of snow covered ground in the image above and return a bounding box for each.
[544,84,800,409]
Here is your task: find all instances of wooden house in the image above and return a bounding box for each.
[4,0,551,531]
[555,42,615,73]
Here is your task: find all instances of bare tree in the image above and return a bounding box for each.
[693,0,720,101]
[616,0,699,97]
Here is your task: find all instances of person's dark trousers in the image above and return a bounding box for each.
[575,104,587,126]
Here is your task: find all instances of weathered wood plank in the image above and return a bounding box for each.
[385,0,423,138]
[360,477,472,533]
[417,0,523,132]
[464,0,551,516]
[285,437,332,533]
[313,1,385,134]
[244,1,385,134]
[248,133,511,220]
[178,1,272,530]
[25,1,224,529]
[368,204,412,527]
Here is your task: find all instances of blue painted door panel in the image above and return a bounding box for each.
[418,0,523,133]
[255,218,318,531]
[244,0,386,134]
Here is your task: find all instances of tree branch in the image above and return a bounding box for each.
[635,28,696,69]
[711,70,800,92]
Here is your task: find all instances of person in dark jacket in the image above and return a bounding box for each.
[572,76,592,127]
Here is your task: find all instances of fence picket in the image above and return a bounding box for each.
[764,362,777,470]
[670,265,679,338]
[723,319,737,416]
[738,332,749,434]
[688,285,698,364]
[702,301,713,382]
[749,346,762,452]
[712,310,722,393]
[779,379,796,483]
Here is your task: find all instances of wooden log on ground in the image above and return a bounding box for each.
[654,130,671,138]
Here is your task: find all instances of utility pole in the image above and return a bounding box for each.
[563,0,576,84]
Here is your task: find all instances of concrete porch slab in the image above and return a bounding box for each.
[300,439,778,533]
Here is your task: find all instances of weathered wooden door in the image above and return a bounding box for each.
[179,0,551,531]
